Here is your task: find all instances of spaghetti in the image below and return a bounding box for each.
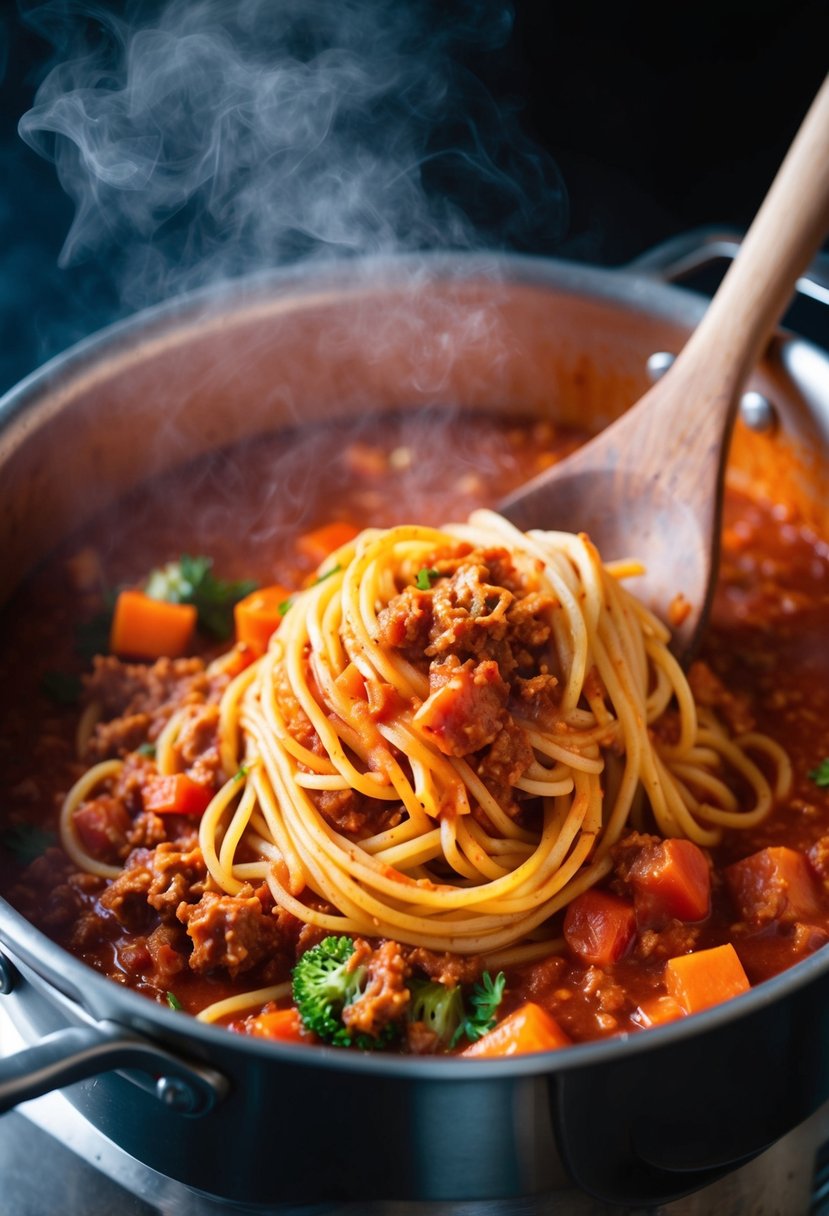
[60,509,789,972]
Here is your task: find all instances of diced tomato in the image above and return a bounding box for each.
[72,796,131,859]
[297,521,359,565]
[246,1007,309,1044]
[563,888,637,967]
[632,995,686,1029]
[461,1003,571,1057]
[631,838,711,923]
[143,774,214,817]
[664,943,751,1014]
[725,846,820,925]
[233,584,292,657]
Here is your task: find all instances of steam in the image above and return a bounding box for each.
[19,0,567,310]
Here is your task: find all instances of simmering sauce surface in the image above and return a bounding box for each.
[1,408,828,1046]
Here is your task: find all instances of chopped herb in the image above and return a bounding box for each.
[1,824,57,864]
[313,564,341,585]
[277,598,293,617]
[452,971,506,1046]
[40,670,82,704]
[415,567,440,591]
[233,764,250,783]
[166,991,183,1011]
[809,758,829,788]
[137,742,157,759]
[144,555,257,640]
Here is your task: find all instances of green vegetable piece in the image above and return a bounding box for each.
[415,567,440,591]
[40,671,82,704]
[453,970,506,1046]
[144,555,257,640]
[233,764,250,783]
[313,564,341,585]
[136,742,157,759]
[809,758,829,788]
[166,991,183,1011]
[291,935,394,1050]
[407,978,465,1047]
[1,824,57,864]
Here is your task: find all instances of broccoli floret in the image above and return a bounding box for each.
[408,970,507,1049]
[407,978,465,1047]
[291,935,396,1050]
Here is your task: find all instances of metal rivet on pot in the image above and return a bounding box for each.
[155,1075,199,1114]
[740,391,777,433]
[646,351,676,381]
[0,952,15,994]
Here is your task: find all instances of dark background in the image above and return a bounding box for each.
[1,0,827,397]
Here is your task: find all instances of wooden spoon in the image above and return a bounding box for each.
[500,75,829,660]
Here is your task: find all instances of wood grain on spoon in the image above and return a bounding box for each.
[501,74,829,660]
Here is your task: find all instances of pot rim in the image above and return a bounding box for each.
[2,249,828,1082]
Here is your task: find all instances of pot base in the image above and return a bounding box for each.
[3,1007,827,1215]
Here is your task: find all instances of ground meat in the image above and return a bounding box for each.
[99,839,206,927]
[172,703,222,786]
[341,938,411,1039]
[99,850,154,926]
[414,656,509,756]
[635,922,701,961]
[83,656,225,761]
[179,887,282,977]
[610,831,665,891]
[146,921,189,981]
[475,718,534,815]
[374,586,432,652]
[405,946,484,987]
[146,841,207,916]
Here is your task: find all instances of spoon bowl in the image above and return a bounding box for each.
[501,75,829,660]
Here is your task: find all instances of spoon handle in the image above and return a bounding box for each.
[674,73,829,398]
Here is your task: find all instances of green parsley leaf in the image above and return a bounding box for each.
[313,564,341,585]
[1,824,57,864]
[415,567,440,591]
[144,555,257,641]
[40,671,82,704]
[452,971,506,1046]
[809,758,829,788]
[233,764,250,783]
[166,991,183,1011]
[137,742,157,759]
[277,598,293,617]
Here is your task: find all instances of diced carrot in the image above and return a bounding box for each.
[664,943,751,1015]
[563,888,637,967]
[143,774,214,817]
[297,521,359,565]
[632,994,686,1029]
[631,838,711,923]
[247,1007,309,1044]
[110,589,197,660]
[233,584,292,657]
[461,1003,571,1058]
[725,846,820,925]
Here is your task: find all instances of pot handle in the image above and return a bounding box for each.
[0,1018,229,1118]
[626,226,829,306]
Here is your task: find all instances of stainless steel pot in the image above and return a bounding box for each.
[1,237,828,1208]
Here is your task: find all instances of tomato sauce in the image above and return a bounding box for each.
[1,407,828,1048]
